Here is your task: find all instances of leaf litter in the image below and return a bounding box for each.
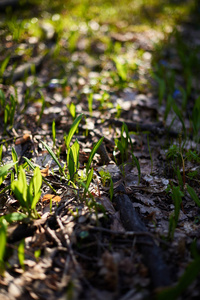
[0,1,200,300]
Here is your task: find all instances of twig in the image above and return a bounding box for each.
[88,225,169,246]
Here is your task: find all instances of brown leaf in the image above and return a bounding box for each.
[15,133,31,145]
[40,166,49,177]
[42,194,61,203]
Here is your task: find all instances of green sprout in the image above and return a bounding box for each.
[11,166,42,218]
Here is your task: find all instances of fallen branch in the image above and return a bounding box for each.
[113,182,172,289]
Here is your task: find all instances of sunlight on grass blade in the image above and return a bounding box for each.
[0,162,17,185]
[86,137,104,174]
[67,139,80,181]
[12,147,18,174]
[41,141,62,171]
[33,167,42,196]
[65,114,83,149]
[88,93,93,116]
[52,119,56,147]
[84,168,94,196]
[0,55,10,80]
[18,239,25,270]
[69,103,76,120]
[23,157,35,170]
[0,219,7,275]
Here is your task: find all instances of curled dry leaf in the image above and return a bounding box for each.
[42,194,61,203]
[40,166,49,177]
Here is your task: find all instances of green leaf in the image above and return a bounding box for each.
[88,93,93,115]
[0,89,5,107]
[113,57,127,81]
[69,103,76,119]
[0,144,3,163]
[11,181,27,208]
[27,178,33,206]
[31,191,41,209]
[67,139,80,181]
[115,139,124,158]
[1,212,27,223]
[11,166,28,209]
[0,55,10,78]
[0,219,7,275]
[65,114,83,149]
[86,137,104,174]
[18,239,25,270]
[33,167,42,196]
[18,166,27,201]
[71,140,80,170]
[0,161,17,177]
[187,185,200,207]
[0,220,7,260]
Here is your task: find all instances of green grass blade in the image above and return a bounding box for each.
[23,157,35,170]
[86,137,104,174]
[0,219,7,275]
[69,103,76,120]
[12,147,18,174]
[67,147,75,180]
[187,184,200,207]
[88,93,93,116]
[157,257,200,300]
[84,168,94,196]
[65,114,83,149]
[41,141,62,171]
[0,55,10,78]
[0,89,5,107]
[52,119,56,147]
[18,239,25,270]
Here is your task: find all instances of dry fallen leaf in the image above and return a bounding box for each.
[15,134,31,145]
[42,194,61,203]
[40,166,49,177]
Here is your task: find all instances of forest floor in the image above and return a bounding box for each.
[0,1,200,299]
